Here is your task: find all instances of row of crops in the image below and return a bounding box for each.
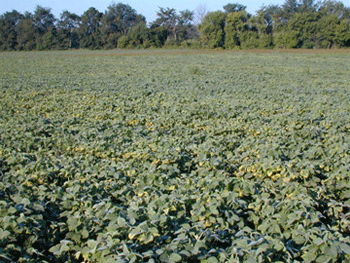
[0,50,350,262]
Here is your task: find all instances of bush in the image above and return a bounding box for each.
[180,39,202,49]
[240,31,259,49]
[117,35,130,49]
[274,31,299,48]
[162,39,181,48]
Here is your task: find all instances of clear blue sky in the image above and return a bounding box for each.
[1,0,350,24]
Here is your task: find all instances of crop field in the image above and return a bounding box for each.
[1,49,350,263]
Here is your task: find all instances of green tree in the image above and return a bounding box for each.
[16,12,37,50]
[41,26,59,50]
[317,0,350,48]
[223,3,247,13]
[0,10,22,50]
[33,5,57,49]
[57,11,81,49]
[177,10,196,41]
[256,5,280,33]
[274,30,300,48]
[225,11,250,49]
[102,3,145,48]
[248,9,275,48]
[198,11,227,48]
[299,0,318,13]
[125,22,150,48]
[287,12,319,48]
[273,0,299,29]
[33,5,56,36]
[273,0,323,48]
[78,7,103,49]
[318,0,350,19]
[152,7,195,45]
[317,14,340,48]
[152,7,178,42]
[282,0,299,15]
[335,19,350,47]
[148,25,169,47]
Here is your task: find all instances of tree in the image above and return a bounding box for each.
[16,12,37,50]
[223,3,247,13]
[153,7,178,41]
[33,6,56,36]
[256,4,280,32]
[273,0,316,34]
[318,0,350,20]
[78,7,103,49]
[274,10,320,48]
[152,7,195,44]
[317,14,340,48]
[33,6,57,50]
[273,0,299,27]
[102,2,145,47]
[198,11,226,48]
[148,25,169,47]
[335,19,350,47]
[125,22,150,48]
[224,11,250,49]
[287,12,320,48]
[0,10,23,50]
[274,30,299,48]
[248,7,278,48]
[57,11,81,49]
[299,0,318,13]
[101,2,145,48]
[41,26,59,50]
[177,10,196,40]
[282,0,299,15]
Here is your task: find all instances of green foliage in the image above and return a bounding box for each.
[101,3,145,49]
[239,31,260,49]
[102,3,145,36]
[256,34,274,48]
[316,14,340,48]
[77,7,103,49]
[198,11,226,48]
[56,11,81,49]
[180,39,203,49]
[223,3,247,13]
[16,16,37,51]
[287,12,320,48]
[335,19,350,47]
[117,35,129,48]
[126,22,150,48]
[1,50,350,262]
[33,6,56,36]
[151,8,196,43]
[104,33,120,49]
[224,11,250,49]
[318,0,350,19]
[162,39,182,48]
[0,10,22,51]
[274,30,300,48]
[148,26,169,48]
[38,27,60,50]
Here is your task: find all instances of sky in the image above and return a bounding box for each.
[1,0,350,24]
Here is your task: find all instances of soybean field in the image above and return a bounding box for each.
[1,49,350,262]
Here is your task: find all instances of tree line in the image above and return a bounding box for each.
[0,0,350,51]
